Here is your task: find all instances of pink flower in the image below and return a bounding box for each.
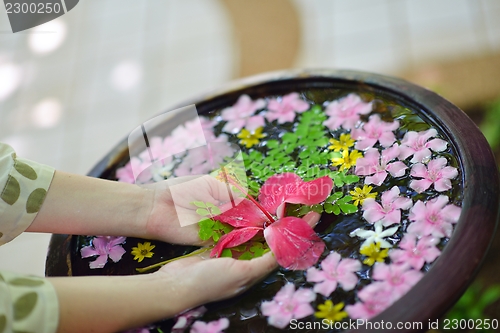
[407,195,461,238]
[323,93,372,130]
[116,157,151,184]
[351,115,399,150]
[81,236,126,269]
[409,157,458,193]
[261,283,315,329]
[399,128,448,163]
[390,234,441,270]
[306,252,361,296]
[362,186,412,226]
[172,306,207,333]
[211,173,333,270]
[345,283,393,319]
[372,263,423,300]
[174,139,235,177]
[190,318,229,333]
[265,92,309,124]
[355,145,407,186]
[221,94,266,133]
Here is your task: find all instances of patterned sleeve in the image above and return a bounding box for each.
[0,143,59,333]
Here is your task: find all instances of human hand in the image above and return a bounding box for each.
[144,174,322,246]
[145,175,240,245]
[156,250,278,308]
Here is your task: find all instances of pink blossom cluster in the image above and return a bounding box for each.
[116,116,226,184]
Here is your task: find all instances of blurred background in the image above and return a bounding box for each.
[1,0,500,326]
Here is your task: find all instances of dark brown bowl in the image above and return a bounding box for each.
[46,69,500,332]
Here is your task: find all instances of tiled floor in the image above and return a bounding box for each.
[0,0,499,277]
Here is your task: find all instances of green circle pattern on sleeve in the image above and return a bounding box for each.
[0,271,59,333]
[0,144,55,245]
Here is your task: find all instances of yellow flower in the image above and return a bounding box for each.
[360,242,389,266]
[315,300,348,324]
[131,242,155,262]
[349,185,377,206]
[237,127,266,148]
[331,149,363,171]
[328,133,355,152]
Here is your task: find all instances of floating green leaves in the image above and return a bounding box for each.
[324,192,357,215]
[221,242,269,260]
[193,201,232,242]
[242,105,334,185]
[392,105,431,132]
[198,218,232,242]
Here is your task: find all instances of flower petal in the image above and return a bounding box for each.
[264,217,325,270]
[386,161,407,177]
[409,179,433,193]
[214,199,268,228]
[426,138,447,152]
[108,245,126,263]
[210,227,262,257]
[88,255,108,269]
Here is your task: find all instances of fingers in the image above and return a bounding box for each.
[302,211,321,228]
[244,251,278,280]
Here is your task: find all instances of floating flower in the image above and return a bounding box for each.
[328,133,355,152]
[372,263,424,300]
[221,94,266,133]
[306,251,361,296]
[359,242,388,266]
[407,195,461,238]
[345,282,393,319]
[331,149,363,171]
[351,115,399,150]
[399,128,448,163]
[172,307,207,333]
[361,186,412,226]
[81,236,126,269]
[350,221,398,249]
[237,127,266,148]
[265,92,309,124]
[190,318,229,333]
[175,139,234,177]
[315,300,348,324]
[261,283,315,329]
[409,157,458,193]
[349,185,377,206]
[131,242,155,262]
[355,145,407,186]
[390,234,441,270]
[116,157,152,184]
[323,93,372,130]
[211,173,333,270]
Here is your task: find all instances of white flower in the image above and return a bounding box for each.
[350,221,398,248]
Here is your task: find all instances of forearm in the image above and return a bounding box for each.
[28,171,154,238]
[48,273,191,333]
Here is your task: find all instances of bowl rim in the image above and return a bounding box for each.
[48,69,500,332]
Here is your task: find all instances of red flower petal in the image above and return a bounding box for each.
[290,176,334,205]
[213,199,268,228]
[259,173,333,214]
[264,216,325,270]
[210,227,262,257]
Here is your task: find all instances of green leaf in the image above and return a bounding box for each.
[311,204,324,214]
[326,192,343,202]
[212,233,220,242]
[339,203,358,214]
[266,140,279,149]
[282,132,297,143]
[195,208,210,216]
[191,201,207,208]
[221,249,232,257]
[344,174,360,184]
[239,252,253,260]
